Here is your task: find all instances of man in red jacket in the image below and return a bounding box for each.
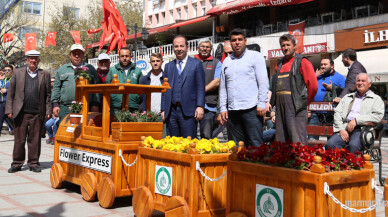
[271,34,318,145]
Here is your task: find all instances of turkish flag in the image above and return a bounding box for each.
[70,31,81,44]
[45,32,57,48]
[3,33,14,43]
[25,33,36,53]
[159,45,164,56]
[288,21,305,53]
[99,0,127,54]
[87,28,102,38]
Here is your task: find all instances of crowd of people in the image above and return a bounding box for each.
[4,28,386,173]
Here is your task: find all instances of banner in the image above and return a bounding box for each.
[45,32,57,48]
[207,0,314,15]
[87,28,102,39]
[288,21,305,53]
[268,42,327,59]
[25,33,36,53]
[70,31,81,44]
[3,33,14,43]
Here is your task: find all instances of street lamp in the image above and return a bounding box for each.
[126,23,150,64]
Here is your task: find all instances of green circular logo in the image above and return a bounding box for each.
[256,188,282,217]
[155,167,171,195]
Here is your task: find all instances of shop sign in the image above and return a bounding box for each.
[58,146,112,174]
[155,165,172,196]
[268,42,327,59]
[256,184,284,217]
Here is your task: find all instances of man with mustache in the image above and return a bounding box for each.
[219,28,269,147]
[161,35,205,138]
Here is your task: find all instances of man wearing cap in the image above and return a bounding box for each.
[51,44,100,121]
[105,47,143,112]
[97,53,111,83]
[5,50,52,173]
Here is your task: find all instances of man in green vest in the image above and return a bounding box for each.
[105,47,143,112]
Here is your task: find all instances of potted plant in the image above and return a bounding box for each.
[74,66,91,83]
[111,110,163,141]
[69,101,83,124]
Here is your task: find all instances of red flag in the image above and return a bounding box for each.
[159,45,164,56]
[288,21,305,54]
[45,32,57,48]
[25,33,36,53]
[99,0,127,54]
[3,33,14,43]
[70,31,81,44]
[87,28,102,38]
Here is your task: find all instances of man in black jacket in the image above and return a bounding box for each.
[139,53,164,112]
[333,48,367,103]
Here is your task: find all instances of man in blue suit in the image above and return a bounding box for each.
[161,35,205,138]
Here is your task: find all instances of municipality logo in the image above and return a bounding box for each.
[155,166,172,195]
[256,188,282,217]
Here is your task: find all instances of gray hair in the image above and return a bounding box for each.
[198,38,212,49]
[356,73,370,82]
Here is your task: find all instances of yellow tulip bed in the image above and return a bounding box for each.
[143,136,236,154]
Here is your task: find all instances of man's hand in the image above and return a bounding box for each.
[257,107,266,116]
[322,81,333,91]
[346,119,357,133]
[270,111,276,124]
[221,111,228,123]
[315,68,324,77]
[53,107,60,117]
[339,130,349,142]
[0,88,6,94]
[333,97,341,104]
[7,114,12,119]
[161,111,165,121]
[217,114,225,126]
[265,102,272,112]
[194,107,204,121]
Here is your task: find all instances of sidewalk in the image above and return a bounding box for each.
[0,134,387,217]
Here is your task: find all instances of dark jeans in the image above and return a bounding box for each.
[199,110,217,139]
[263,129,276,143]
[166,105,197,138]
[326,129,361,153]
[308,113,319,140]
[0,102,6,134]
[228,107,263,147]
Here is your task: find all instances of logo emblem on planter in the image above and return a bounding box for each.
[155,165,172,196]
[256,184,283,217]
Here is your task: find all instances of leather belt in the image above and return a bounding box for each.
[277,91,291,95]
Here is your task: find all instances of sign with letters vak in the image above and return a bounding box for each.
[58,146,112,174]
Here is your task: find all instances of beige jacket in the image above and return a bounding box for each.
[333,90,384,133]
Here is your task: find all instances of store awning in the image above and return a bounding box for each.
[333,48,388,83]
[207,0,314,16]
[168,15,211,29]
[86,25,171,49]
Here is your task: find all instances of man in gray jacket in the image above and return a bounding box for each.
[326,73,384,153]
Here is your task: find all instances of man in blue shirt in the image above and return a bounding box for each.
[219,29,269,146]
[309,58,345,140]
[194,38,222,139]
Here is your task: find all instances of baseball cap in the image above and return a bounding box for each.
[70,44,85,52]
[25,50,40,57]
[98,53,110,61]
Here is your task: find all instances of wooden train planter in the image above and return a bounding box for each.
[226,151,377,217]
[50,75,169,208]
[132,141,243,217]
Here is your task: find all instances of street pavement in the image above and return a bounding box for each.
[0,134,388,217]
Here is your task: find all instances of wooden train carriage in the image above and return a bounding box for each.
[226,152,376,217]
[133,143,237,217]
[50,76,169,208]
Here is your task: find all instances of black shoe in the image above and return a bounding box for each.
[8,166,21,173]
[29,167,41,173]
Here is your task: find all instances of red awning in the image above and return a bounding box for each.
[86,25,171,49]
[207,0,314,16]
[168,15,211,29]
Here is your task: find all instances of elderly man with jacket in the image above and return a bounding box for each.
[326,73,384,153]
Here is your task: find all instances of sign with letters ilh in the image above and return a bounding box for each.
[155,165,172,196]
[58,146,112,174]
[256,184,283,217]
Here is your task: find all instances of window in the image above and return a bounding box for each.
[63,6,80,19]
[22,1,41,15]
[161,12,165,25]
[193,3,197,17]
[18,27,40,39]
[169,10,174,23]
[184,6,188,19]
[177,8,181,20]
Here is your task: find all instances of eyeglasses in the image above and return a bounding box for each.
[225,52,233,55]
[200,46,211,49]
[3,69,11,72]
